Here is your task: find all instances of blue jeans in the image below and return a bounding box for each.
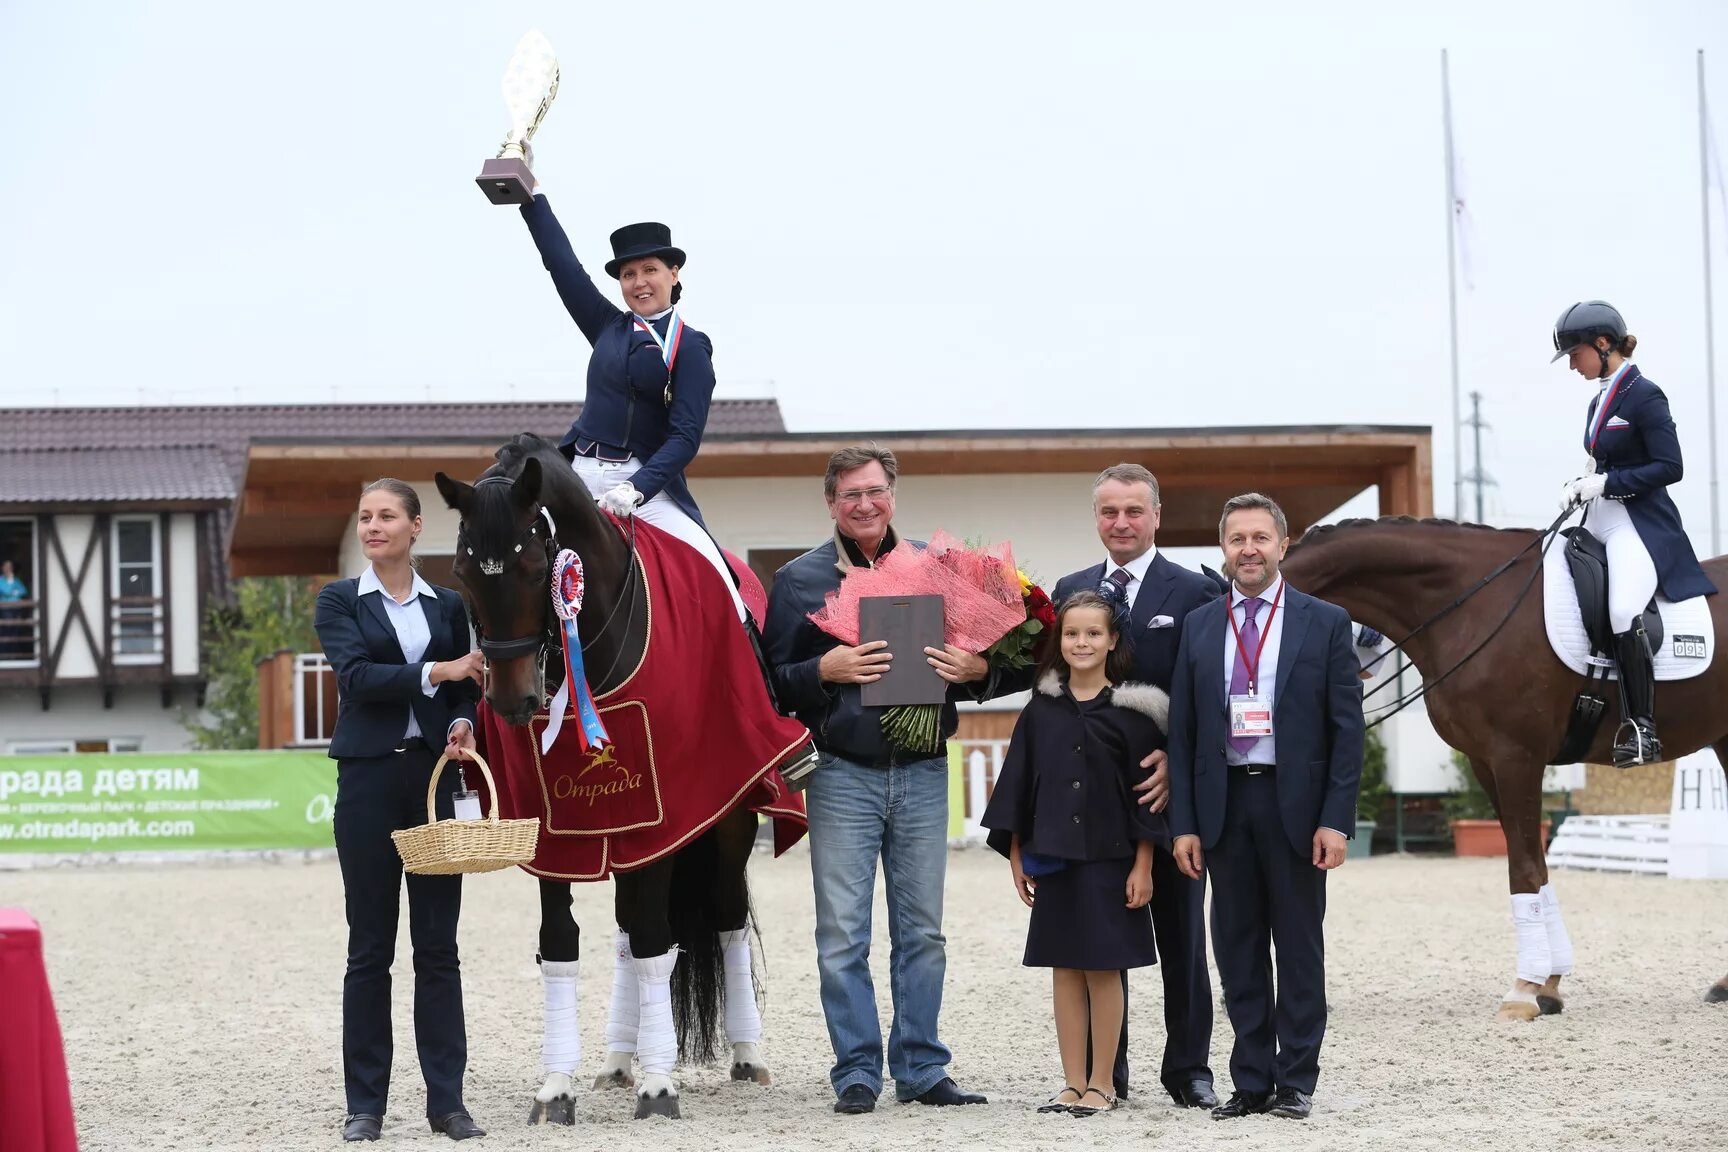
[804,753,952,1101]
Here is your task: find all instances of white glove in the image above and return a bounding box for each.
[599,482,643,518]
[1559,473,1607,511]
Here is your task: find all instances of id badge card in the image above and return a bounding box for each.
[1229,694,1274,741]
[451,763,482,821]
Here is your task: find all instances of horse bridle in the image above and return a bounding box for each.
[1351,508,1572,729]
[460,476,643,698]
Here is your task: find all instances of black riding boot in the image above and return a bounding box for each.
[1611,625,1661,768]
[743,616,820,791]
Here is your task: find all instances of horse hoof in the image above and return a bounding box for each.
[527,1096,577,1126]
[1536,995,1564,1016]
[730,1061,772,1086]
[1705,983,1728,1004]
[593,1069,635,1091]
[633,1090,681,1120]
[1495,1000,1541,1023]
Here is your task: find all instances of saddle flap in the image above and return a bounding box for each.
[1562,528,1612,655]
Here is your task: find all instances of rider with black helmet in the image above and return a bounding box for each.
[1552,300,1717,767]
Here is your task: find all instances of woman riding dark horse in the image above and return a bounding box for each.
[513,178,818,784]
[435,435,808,1123]
[1551,300,1718,767]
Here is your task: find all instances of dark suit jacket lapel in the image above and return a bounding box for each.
[1273,588,1311,718]
[1133,554,1176,628]
[359,586,408,663]
[1194,597,1229,712]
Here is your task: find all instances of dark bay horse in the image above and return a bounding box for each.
[1281,517,1728,1015]
[434,434,767,1121]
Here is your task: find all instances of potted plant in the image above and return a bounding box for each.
[1348,728,1388,860]
[1445,750,1548,856]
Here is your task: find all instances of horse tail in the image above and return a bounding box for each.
[667,830,726,1065]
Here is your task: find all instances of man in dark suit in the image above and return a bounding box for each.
[1167,492,1364,1122]
[1049,464,1220,1109]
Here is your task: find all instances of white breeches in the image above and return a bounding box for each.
[1583,497,1658,633]
[571,454,747,622]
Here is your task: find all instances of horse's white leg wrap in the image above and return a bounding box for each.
[537,958,581,1101]
[633,947,680,1091]
[1539,883,1575,976]
[1511,892,1551,984]
[719,927,763,1047]
[607,929,640,1053]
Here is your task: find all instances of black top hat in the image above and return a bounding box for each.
[604,222,686,279]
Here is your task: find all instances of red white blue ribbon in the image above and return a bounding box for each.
[633,310,684,372]
[541,549,611,755]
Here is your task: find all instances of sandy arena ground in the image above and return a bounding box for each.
[10,847,1728,1152]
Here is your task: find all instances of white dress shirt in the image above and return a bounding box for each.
[357,565,441,740]
[1584,360,1632,440]
[1223,574,1285,767]
[1101,545,1158,611]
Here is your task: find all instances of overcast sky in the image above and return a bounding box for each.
[3,1,1726,550]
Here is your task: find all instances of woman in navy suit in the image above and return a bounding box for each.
[1552,300,1718,767]
[313,479,486,1143]
[512,178,817,780]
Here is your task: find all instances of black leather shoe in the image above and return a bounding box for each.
[834,1084,877,1114]
[341,1114,382,1142]
[1267,1088,1312,1120]
[911,1077,988,1106]
[1170,1079,1219,1109]
[1211,1090,1273,1119]
[429,1111,486,1140]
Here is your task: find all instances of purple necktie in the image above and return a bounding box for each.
[1229,596,1264,756]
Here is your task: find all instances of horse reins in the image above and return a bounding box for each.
[1351,508,1572,729]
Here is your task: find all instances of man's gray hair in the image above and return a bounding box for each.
[824,444,899,501]
[1092,463,1160,506]
[1218,492,1289,541]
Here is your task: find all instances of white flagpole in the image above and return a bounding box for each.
[1700,49,1721,555]
[1442,48,1463,521]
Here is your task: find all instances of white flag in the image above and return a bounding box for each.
[1450,144,1477,292]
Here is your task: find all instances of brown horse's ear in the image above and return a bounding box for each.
[434,471,471,512]
[512,457,543,510]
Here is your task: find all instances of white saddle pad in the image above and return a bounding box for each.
[1541,544,1714,680]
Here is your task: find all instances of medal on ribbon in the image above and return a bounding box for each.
[634,311,684,405]
[541,549,611,755]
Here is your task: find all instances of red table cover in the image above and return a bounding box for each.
[0,909,78,1152]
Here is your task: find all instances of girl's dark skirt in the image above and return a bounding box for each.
[1023,857,1158,970]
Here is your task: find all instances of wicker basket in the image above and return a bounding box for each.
[391,750,539,875]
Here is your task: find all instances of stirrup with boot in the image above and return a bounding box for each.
[742,616,820,790]
[1611,625,1661,768]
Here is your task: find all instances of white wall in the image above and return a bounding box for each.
[170,513,199,676]
[0,687,195,752]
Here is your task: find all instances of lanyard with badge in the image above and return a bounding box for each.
[1227,582,1284,743]
[633,311,684,406]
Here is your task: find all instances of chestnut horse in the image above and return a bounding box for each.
[1281,517,1728,1016]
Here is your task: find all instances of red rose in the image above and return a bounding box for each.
[1026,585,1052,613]
[1033,602,1057,630]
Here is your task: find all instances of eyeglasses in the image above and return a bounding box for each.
[834,486,894,505]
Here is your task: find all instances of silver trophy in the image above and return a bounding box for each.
[475,30,560,205]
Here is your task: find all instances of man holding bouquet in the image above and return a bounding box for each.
[763,444,1016,1115]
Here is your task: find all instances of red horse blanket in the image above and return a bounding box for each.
[476,519,809,881]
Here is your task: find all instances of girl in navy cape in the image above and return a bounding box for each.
[981,591,1169,1116]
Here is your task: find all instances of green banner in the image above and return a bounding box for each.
[0,751,337,854]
